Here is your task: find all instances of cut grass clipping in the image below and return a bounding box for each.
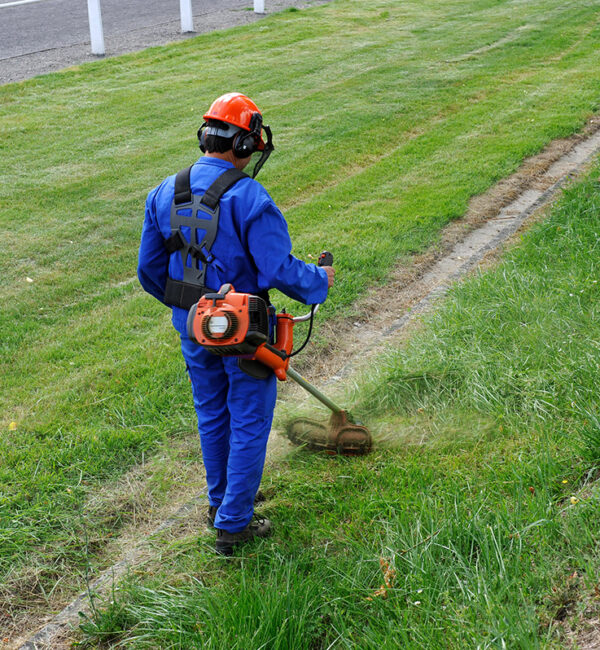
[78,162,600,647]
[2,0,600,632]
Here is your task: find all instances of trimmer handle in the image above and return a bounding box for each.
[318,251,333,267]
[293,251,333,323]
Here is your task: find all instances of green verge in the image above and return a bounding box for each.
[2,0,600,615]
[78,163,600,647]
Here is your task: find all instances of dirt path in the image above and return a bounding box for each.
[14,118,600,649]
[289,118,600,391]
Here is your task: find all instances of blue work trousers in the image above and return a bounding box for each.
[180,334,277,533]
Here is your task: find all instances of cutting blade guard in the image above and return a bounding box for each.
[286,411,372,456]
[284,367,372,456]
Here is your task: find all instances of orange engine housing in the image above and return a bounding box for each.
[187,284,294,380]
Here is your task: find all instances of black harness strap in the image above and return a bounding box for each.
[165,165,248,256]
[171,166,249,209]
[173,164,193,205]
[164,229,187,254]
[164,165,261,310]
[163,280,212,311]
[200,168,250,210]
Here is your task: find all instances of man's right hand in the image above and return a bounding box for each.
[322,266,335,289]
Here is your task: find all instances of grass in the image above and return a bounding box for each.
[2,0,600,632]
[77,161,600,647]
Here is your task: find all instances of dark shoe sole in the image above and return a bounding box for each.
[215,518,272,555]
[215,541,237,556]
[215,535,270,556]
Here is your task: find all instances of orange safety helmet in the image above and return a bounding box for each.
[204,92,265,149]
[199,92,274,178]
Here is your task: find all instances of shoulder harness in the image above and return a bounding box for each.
[163,165,249,310]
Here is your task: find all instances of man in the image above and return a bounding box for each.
[137,92,334,555]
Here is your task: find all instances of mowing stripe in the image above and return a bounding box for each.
[327,127,600,385]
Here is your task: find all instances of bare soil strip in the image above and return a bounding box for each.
[290,119,600,392]
[15,119,600,649]
[322,124,600,387]
[16,490,208,650]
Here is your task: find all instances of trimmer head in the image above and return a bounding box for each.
[286,410,372,456]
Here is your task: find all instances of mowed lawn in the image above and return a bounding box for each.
[1,0,600,629]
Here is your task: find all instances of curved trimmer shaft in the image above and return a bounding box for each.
[285,367,372,456]
[286,367,343,413]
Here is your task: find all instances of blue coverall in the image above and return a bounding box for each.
[138,156,328,532]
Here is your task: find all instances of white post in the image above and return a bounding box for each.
[254,0,265,13]
[180,0,194,32]
[87,0,105,56]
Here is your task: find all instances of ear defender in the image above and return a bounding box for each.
[232,112,263,159]
[197,109,273,178]
[198,123,207,153]
[199,121,252,155]
[232,131,258,158]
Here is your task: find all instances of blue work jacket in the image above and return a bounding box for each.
[138,156,328,334]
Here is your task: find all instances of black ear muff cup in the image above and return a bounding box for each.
[198,124,207,152]
[232,131,258,158]
[232,111,263,159]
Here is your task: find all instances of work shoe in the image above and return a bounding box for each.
[206,490,267,529]
[215,516,272,556]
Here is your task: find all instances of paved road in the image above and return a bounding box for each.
[0,0,249,59]
[0,0,327,84]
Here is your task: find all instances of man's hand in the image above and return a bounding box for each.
[322,266,335,289]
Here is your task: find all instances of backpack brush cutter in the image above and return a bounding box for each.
[186,253,372,456]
